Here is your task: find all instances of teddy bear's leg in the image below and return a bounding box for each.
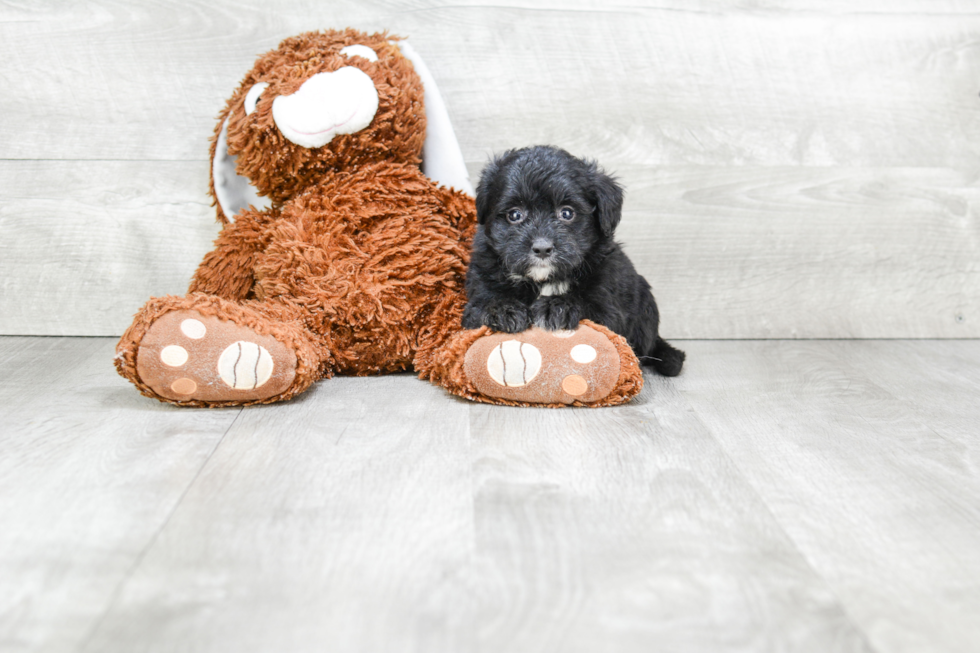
[188,207,280,301]
[417,311,645,408]
[115,293,326,406]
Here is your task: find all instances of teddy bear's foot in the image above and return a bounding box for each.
[132,308,304,405]
[462,323,638,406]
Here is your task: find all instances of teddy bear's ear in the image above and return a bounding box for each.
[396,41,474,197]
[210,117,273,224]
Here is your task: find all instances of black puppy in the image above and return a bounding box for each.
[461,145,685,376]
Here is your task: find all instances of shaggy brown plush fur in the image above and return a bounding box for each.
[116,293,323,407]
[209,30,427,218]
[114,29,644,407]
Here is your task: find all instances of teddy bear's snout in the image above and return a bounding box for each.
[272,67,379,149]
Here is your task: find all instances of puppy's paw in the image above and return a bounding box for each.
[461,303,484,330]
[482,301,532,333]
[533,297,582,331]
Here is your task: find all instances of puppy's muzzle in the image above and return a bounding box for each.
[526,237,555,282]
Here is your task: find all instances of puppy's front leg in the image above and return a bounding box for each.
[463,298,532,333]
[532,295,583,331]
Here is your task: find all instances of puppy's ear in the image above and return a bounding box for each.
[475,155,502,225]
[591,164,624,238]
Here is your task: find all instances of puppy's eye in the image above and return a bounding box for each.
[558,207,575,222]
[506,209,525,224]
[244,82,269,116]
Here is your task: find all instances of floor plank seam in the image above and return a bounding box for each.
[834,344,980,525]
[667,386,884,653]
[71,408,245,653]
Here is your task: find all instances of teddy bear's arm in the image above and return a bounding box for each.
[188,207,279,300]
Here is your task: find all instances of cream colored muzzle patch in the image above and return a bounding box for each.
[272,67,379,149]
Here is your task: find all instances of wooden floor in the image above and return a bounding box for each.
[2,336,979,653]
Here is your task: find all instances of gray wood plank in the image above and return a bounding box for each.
[0,160,219,336]
[3,1,980,167]
[52,358,873,653]
[616,166,980,339]
[3,163,978,339]
[0,337,241,653]
[4,1,980,339]
[439,5,980,170]
[6,336,980,651]
[465,384,873,652]
[826,339,980,469]
[677,340,980,653]
[80,374,476,653]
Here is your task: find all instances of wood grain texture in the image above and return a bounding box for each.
[0,160,219,336]
[4,336,980,651]
[615,166,980,339]
[4,162,976,338]
[466,392,872,652]
[2,0,979,337]
[80,374,475,653]
[829,339,980,464]
[3,1,979,166]
[0,337,241,653]
[676,339,980,653]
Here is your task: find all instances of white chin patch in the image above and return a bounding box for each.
[213,118,273,222]
[539,281,570,297]
[527,264,553,282]
[272,67,379,149]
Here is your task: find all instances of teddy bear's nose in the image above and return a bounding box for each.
[272,68,379,149]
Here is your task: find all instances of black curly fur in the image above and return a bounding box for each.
[462,145,685,377]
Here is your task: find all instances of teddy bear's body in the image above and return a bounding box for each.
[115,29,644,408]
[191,161,475,376]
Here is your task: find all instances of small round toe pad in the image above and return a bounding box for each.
[561,374,589,396]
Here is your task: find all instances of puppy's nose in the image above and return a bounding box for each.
[532,238,554,258]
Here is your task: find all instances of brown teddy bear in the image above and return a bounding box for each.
[114,29,644,408]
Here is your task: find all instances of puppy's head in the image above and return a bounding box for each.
[475,145,623,283]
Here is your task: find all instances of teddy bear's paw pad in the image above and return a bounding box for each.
[136,310,297,403]
[463,325,620,405]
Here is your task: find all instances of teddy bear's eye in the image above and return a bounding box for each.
[506,209,525,224]
[558,207,575,222]
[244,82,269,116]
[340,45,379,63]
